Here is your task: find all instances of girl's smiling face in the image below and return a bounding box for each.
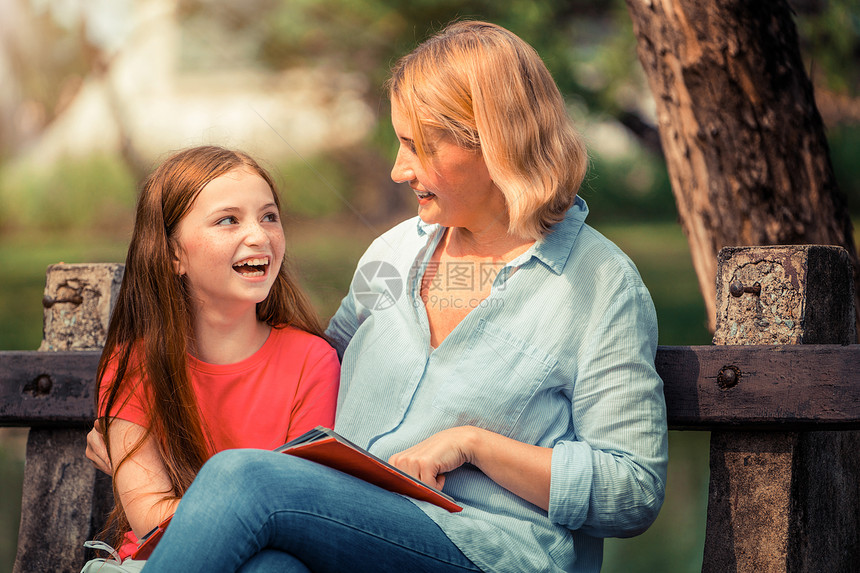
[172,167,285,314]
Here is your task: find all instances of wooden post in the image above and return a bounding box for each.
[14,263,123,573]
[703,246,859,572]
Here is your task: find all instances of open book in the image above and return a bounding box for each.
[129,515,172,560]
[276,426,462,513]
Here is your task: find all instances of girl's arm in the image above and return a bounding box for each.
[107,418,180,538]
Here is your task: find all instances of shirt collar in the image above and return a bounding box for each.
[412,195,589,275]
[512,196,588,275]
[531,196,588,274]
[415,217,437,237]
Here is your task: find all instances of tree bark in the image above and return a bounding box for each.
[624,0,859,334]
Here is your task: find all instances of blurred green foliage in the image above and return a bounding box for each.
[794,0,860,95]
[181,0,646,136]
[275,155,351,218]
[0,154,136,235]
[829,124,860,215]
[0,237,131,351]
[580,148,676,224]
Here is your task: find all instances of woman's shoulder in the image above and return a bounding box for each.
[378,216,426,238]
[365,217,436,253]
[571,224,645,286]
[351,217,442,279]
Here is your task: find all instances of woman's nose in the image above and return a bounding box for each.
[390,148,414,184]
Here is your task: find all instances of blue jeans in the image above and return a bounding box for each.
[143,449,481,572]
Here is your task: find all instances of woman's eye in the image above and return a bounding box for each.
[216,216,238,226]
[262,212,280,223]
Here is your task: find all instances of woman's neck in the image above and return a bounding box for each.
[190,306,270,365]
[445,224,535,262]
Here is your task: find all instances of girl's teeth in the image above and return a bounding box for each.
[234,265,266,277]
[234,257,267,267]
[233,257,269,277]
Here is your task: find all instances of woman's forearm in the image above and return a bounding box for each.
[389,426,553,511]
[462,426,553,511]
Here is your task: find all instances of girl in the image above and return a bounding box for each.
[84,146,339,566]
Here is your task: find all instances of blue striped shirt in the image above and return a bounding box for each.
[327,197,668,572]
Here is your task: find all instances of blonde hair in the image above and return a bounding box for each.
[388,20,588,240]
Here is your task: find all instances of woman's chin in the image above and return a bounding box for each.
[417,205,443,226]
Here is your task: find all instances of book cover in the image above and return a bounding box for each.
[130,515,172,560]
[276,426,462,513]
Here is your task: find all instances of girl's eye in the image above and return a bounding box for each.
[216,216,238,226]
[262,212,279,223]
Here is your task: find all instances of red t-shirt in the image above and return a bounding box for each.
[99,326,340,558]
[99,327,340,559]
[99,326,340,452]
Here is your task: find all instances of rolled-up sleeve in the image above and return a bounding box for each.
[549,283,668,537]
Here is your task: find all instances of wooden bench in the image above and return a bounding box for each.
[1,246,858,572]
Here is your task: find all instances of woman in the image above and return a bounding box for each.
[84,146,340,566]
[142,21,667,572]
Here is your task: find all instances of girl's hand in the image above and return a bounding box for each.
[85,420,113,476]
[388,427,477,490]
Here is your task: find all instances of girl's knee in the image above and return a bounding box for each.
[190,450,336,506]
[196,449,275,487]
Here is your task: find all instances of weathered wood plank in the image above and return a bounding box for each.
[1,345,858,429]
[0,350,100,427]
[657,344,860,430]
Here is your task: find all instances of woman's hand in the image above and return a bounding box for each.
[388,427,477,490]
[390,426,553,510]
[85,420,113,476]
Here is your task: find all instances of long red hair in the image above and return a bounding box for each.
[97,146,325,542]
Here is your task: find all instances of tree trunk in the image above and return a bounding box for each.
[624,0,859,334]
